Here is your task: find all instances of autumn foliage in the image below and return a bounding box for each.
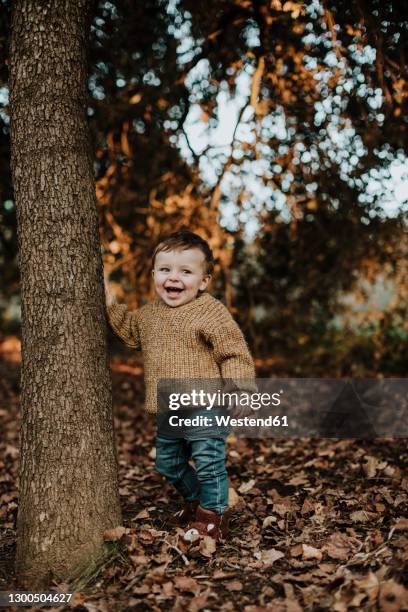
[1,0,407,374]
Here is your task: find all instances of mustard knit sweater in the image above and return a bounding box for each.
[106,291,256,413]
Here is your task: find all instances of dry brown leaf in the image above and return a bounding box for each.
[375,502,387,513]
[103,525,127,541]
[318,563,337,575]
[188,589,214,612]
[290,544,303,557]
[174,576,199,594]
[134,509,150,520]
[350,510,378,523]
[226,580,243,591]
[228,487,241,507]
[393,517,408,531]
[349,572,379,607]
[162,581,175,597]
[363,456,387,478]
[301,498,315,514]
[138,529,154,543]
[212,570,238,580]
[284,582,303,612]
[199,535,216,557]
[273,502,291,517]
[254,548,285,566]
[71,592,86,607]
[302,544,322,561]
[379,579,408,612]
[133,585,150,595]
[323,532,353,560]
[154,552,172,564]
[130,554,150,566]
[262,515,277,528]
[238,479,256,494]
[288,473,309,486]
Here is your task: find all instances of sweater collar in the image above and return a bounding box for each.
[152,291,211,311]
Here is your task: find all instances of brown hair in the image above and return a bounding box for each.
[152,230,214,274]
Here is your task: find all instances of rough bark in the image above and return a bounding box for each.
[10,0,122,588]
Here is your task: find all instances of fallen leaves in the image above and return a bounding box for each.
[262,515,277,528]
[254,548,285,566]
[362,455,388,478]
[228,486,241,507]
[133,509,150,520]
[332,570,380,611]
[1,358,407,611]
[225,580,243,591]
[349,509,378,523]
[238,479,256,494]
[323,532,359,560]
[379,579,408,612]
[393,517,408,532]
[103,525,127,541]
[212,570,238,579]
[198,535,216,557]
[301,544,323,561]
[173,575,199,594]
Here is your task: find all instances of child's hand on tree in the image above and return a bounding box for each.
[104,278,116,307]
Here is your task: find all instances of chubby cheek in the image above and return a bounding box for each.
[153,273,166,289]
[183,281,196,294]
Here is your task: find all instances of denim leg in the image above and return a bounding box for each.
[155,436,200,502]
[190,438,228,514]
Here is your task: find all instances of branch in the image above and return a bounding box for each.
[210,101,250,212]
[182,126,200,166]
[250,55,265,115]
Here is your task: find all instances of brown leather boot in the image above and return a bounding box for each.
[183,505,230,542]
[167,500,199,527]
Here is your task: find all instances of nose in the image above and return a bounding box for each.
[168,270,181,283]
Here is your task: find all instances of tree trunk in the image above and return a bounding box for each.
[10,0,122,588]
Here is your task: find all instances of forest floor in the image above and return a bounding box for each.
[0,335,408,611]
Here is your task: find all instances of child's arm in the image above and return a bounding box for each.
[104,279,141,349]
[204,302,257,417]
[204,301,256,382]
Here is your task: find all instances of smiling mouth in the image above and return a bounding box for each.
[165,286,184,294]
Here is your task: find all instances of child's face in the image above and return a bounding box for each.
[152,248,211,307]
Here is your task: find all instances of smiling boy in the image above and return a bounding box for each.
[153,245,210,307]
[105,230,255,541]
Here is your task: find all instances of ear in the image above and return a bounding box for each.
[151,269,155,278]
[199,274,211,291]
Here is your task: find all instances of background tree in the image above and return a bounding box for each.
[10,0,121,588]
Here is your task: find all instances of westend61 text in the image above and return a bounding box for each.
[168,390,282,410]
[168,414,289,427]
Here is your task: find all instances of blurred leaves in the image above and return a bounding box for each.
[0,0,407,372]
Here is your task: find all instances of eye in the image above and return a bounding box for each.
[183,269,192,274]
[159,267,170,272]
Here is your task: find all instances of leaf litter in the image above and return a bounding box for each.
[0,351,407,610]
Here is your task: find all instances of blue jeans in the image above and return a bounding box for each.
[155,436,228,514]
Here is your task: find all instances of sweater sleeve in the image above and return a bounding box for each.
[203,300,256,386]
[106,303,141,349]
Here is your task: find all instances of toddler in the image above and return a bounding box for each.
[105,230,255,542]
